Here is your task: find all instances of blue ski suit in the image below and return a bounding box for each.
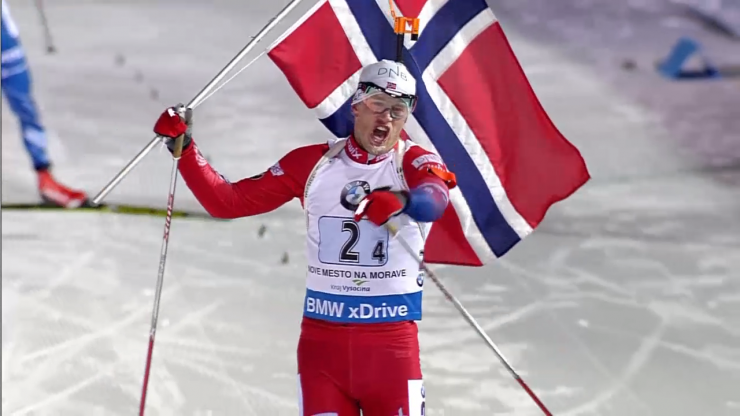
[2,0,51,171]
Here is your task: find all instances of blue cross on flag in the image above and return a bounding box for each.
[267,0,590,266]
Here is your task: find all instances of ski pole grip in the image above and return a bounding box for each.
[172,135,185,159]
[172,107,193,159]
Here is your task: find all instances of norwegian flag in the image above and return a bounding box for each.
[267,0,590,266]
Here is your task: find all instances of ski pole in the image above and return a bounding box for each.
[91,0,306,206]
[138,107,192,416]
[385,223,554,416]
[33,0,56,53]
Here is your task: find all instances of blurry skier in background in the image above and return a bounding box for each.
[1,0,88,207]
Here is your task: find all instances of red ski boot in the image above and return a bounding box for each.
[37,169,89,208]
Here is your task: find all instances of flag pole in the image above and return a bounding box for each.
[389,1,419,63]
[386,4,553,416]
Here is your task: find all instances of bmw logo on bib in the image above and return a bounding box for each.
[340,180,371,211]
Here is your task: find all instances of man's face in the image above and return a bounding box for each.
[352,93,411,155]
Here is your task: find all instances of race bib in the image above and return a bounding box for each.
[318,216,389,267]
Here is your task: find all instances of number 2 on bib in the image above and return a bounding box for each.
[318,216,389,266]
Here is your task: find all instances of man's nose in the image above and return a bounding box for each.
[375,109,393,122]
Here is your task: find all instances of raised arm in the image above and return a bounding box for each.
[176,143,290,218]
[153,105,328,219]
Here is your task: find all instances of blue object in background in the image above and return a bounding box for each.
[657,37,721,80]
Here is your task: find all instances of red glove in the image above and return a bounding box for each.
[354,190,408,226]
[153,105,191,152]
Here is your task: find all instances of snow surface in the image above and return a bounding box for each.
[2,0,739,415]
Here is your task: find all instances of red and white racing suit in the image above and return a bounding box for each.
[178,134,454,416]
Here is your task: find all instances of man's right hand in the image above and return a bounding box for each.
[153,105,192,153]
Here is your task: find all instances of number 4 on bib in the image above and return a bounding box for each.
[372,241,386,263]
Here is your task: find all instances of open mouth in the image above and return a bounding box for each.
[371,126,390,145]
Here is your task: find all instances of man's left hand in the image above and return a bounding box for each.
[354,190,408,226]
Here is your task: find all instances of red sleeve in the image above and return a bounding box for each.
[178,140,329,219]
[402,144,458,190]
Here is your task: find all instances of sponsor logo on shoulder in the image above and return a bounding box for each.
[411,153,443,169]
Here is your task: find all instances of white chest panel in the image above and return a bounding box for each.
[302,142,430,324]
